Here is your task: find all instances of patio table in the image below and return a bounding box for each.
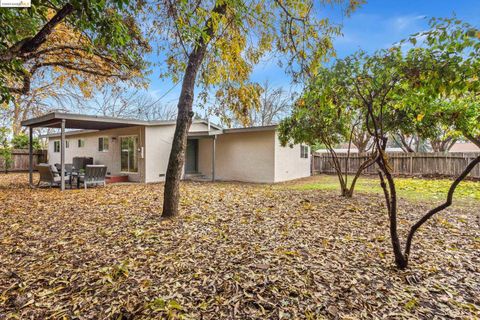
[70,171,85,189]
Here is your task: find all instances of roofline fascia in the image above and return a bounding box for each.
[21,112,225,130]
[223,125,278,134]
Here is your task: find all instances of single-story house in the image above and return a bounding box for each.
[22,112,311,185]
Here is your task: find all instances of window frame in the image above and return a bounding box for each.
[119,135,139,173]
[300,145,309,159]
[53,140,60,153]
[98,137,109,152]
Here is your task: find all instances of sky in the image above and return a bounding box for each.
[146,0,480,117]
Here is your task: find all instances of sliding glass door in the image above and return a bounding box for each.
[120,136,138,173]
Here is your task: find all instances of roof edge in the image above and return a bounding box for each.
[21,112,224,130]
[223,125,277,134]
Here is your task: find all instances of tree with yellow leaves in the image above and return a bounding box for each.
[141,0,364,217]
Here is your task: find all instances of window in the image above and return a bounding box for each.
[98,137,109,152]
[78,139,85,148]
[300,145,309,158]
[120,136,138,173]
[65,140,69,148]
[54,141,60,153]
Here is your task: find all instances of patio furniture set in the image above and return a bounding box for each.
[36,157,107,189]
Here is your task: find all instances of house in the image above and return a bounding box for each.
[449,141,480,153]
[22,112,311,185]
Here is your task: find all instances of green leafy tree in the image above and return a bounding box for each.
[146,0,363,217]
[11,133,41,150]
[279,62,375,198]
[402,18,480,147]
[0,127,12,173]
[355,18,480,269]
[332,48,412,268]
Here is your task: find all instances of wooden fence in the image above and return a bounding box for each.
[312,152,480,179]
[0,149,47,172]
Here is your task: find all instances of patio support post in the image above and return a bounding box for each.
[212,135,216,182]
[60,118,66,191]
[29,126,33,186]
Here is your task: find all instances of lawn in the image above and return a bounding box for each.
[288,174,480,203]
[0,173,479,319]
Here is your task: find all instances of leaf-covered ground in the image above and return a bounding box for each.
[0,173,479,319]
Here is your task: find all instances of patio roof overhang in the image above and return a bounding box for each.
[21,112,157,191]
[22,112,226,190]
[188,130,223,139]
[21,112,151,130]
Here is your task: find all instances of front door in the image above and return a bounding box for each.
[185,139,198,173]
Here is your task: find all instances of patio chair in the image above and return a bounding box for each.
[73,157,94,171]
[78,165,107,190]
[36,163,62,187]
[54,163,74,175]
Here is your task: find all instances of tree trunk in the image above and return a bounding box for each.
[431,137,456,153]
[346,154,377,198]
[396,134,415,153]
[378,168,408,269]
[327,147,347,197]
[12,101,21,136]
[404,155,480,261]
[162,3,227,218]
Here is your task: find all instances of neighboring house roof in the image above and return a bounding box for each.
[449,142,480,152]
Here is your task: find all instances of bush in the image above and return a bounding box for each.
[11,133,41,150]
[0,128,12,173]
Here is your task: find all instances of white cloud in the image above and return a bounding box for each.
[391,14,426,32]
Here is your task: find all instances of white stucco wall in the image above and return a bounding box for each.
[198,130,276,183]
[47,126,146,182]
[47,122,310,184]
[198,130,310,183]
[144,126,176,183]
[144,121,215,183]
[274,132,311,182]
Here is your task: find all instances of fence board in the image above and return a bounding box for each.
[312,152,480,178]
[0,149,47,172]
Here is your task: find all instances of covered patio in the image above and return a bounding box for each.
[21,112,149,191]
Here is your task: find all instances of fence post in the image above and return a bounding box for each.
[409,154,413,176]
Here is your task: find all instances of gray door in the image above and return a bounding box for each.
[185,139,198,173]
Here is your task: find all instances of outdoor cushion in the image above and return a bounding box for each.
[51,165,60,176]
